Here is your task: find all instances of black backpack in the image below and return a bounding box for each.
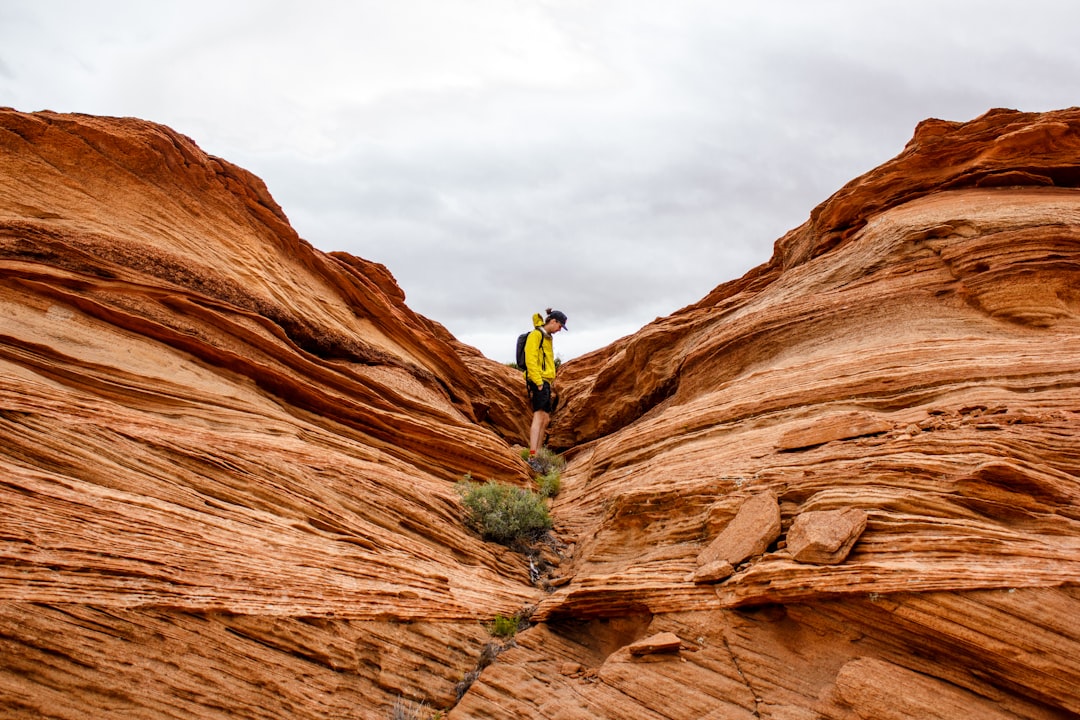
[515,329,541,371]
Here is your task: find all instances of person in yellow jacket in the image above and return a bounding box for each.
[524,308,567,464]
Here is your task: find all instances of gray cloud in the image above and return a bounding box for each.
[3,0,1080,361]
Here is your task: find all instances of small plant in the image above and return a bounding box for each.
[389,696,427,720]
[533,447,566,475]
[521,447,563,498]
[455,641,504,701]
[488,613,518,638]
[488,604,535,638]
[456,477,552,546]
[455,668,481,702]
[535,470,561,498]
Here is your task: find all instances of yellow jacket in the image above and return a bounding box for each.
[524,312,556,387]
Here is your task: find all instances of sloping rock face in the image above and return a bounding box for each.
[519,107,1080,718]
[0,109,537,717]
[2,106,1079,720]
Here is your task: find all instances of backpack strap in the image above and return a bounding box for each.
[532,327,547,372]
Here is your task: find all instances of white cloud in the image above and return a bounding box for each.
[3,0,1080,361]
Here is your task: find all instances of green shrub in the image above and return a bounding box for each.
[456,478,552,545]
[519,447,566,475]
[535,471,561,498]
[537,447,566,473]
[488,613,518,638]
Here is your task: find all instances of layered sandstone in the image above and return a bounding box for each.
[2,107,1080,719]
[527,107,1080,719]
[0,108,537,716]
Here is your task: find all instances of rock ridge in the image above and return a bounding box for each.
[2,107,1080,718]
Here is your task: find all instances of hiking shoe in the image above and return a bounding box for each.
[527,457,544,473]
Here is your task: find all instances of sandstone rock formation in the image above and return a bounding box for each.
[3,106,1080,719]
[0,108,537,717]
[626,631,683,656]
[786,507,867,565]
[528,107,1080,719]
[692,489,781,583]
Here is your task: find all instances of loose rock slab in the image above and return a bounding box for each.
[696,489,781,573]
[787,507,868,564]
[628,632,683,656]
[776,412,892,451]
[691,559,735,584]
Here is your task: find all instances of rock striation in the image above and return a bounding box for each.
[0,108,536,717]
[527,107,1080,719]
[2,107,1080,719]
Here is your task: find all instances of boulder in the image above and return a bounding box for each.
[696,489,782,570]
[691,559,735,584]
[627,632,683,656]
[787,507,868,564]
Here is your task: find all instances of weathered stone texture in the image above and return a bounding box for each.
[696,490,782,569]
[626,631,683,656]
[3,107,1080,718]
[787,507,868,564]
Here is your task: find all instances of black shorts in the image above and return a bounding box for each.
[528,381,558,413]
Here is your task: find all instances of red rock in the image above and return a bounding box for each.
[776,412,892,450]
[0,108,533,717]
[786,507,868,564]
[826,657,1017,719]
[696,490,781,568]
[558,661,583,676]
[532,108,1080,718]
[691,559,734,584]
[627,631,682,655]
[4,107,1080,719]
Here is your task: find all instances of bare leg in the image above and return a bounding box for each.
[529,410,550,454]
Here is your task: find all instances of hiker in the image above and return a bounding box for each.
[524,308,567,465]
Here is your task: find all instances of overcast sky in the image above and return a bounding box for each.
[3,1,1079,361]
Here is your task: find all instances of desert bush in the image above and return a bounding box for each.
[488,613,518,638]
[535,471,561,498]
[489,605,536,638]
[519,447,566,476]
[455,640,505,701]
[389,697,427,720]
[456,477,552,545]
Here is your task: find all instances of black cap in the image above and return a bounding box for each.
[546,310,568,329]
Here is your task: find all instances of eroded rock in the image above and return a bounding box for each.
[829,657,1017,720]
[696,490,782,573]
[691,559,734,584]
[787,507,868,565]
[777,412,892,451]
[5,108,1080,719]
[627,631,683,656]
